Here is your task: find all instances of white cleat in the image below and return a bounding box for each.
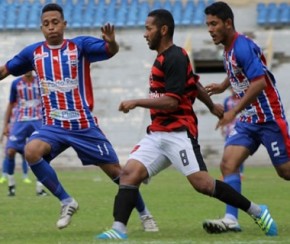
[203,217,241,234]
[141,215,159,232]
[56,198,79,229]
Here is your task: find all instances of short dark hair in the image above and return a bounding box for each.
[204,1,234,27]
[42,3,64,19]
[148,9,175,37]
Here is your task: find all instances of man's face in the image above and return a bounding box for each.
[144,16,162,51]
[206,14,227,46]
[41,10,66,45]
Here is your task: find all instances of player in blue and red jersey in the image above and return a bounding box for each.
[97,9,277,240]
[1,71,47,196]
[0,3,158,231]
[203,1,290,234]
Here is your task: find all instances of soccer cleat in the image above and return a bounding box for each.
[252,205,278,236]
[203,217,241,234]
[0,176,7,184]
[141,215,159,232]
[23,178,32,184]
[36,189,49,196]
[56,198,79,229]
[96,229,128,240]
[8,185,16,197]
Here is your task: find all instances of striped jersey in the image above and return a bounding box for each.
[148,45,199,138]
[223,32,285,124]
[9,75,42,122]
[6,36,111,130]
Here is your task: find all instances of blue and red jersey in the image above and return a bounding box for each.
[6,36,111,130]
[222,94,239,138]
[9,75,42,122]
[223,32,285,124]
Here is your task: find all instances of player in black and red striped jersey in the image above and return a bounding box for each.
[97,9,277,240]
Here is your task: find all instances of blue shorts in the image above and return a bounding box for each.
[28,125,119,165]
[226,120,290,165]
[6,120,42,154]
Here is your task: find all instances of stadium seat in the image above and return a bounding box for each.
[0,2,8,29]
[126,0,138,27]
[172,1,183,25]
[93,0,106,28]
[106,0,117,25]
[82,0,96,28]
[278,2,290,25]
[5,2,18,29]
[115,0,128,27]
[16,2,30,29]
[193,0,206,26]
[181,0,195,26]
[163,0,172,12]
[137,1,150,27]
[152,0,162,11]
[267,3,279,25]
[256,2,268,26]
[71,1,84,28]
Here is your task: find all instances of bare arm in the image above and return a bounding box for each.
[119,95,178,113]
[197,81,224,119]
[205,77,230,96]
[1,103,14,142]
[0,66,10,80]
[216,77,267,129]
[101,23,119,56]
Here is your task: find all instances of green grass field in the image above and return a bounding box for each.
[1,165,289,244]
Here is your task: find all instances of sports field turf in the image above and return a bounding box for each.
[1,165,288,244]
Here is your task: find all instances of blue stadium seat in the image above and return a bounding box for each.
[181,0,195,26]
[93,0,106,28]
[172,1,183,25]
[63,0,73,25]
[27,1,41,29]
[82,0,96,28]
[16,1,30,29]
[115,0,128,27]
[137,1,150,27]
[267,3,279,25]
[278,2,290,25]
[163,0,172,12]
[256,2,268,26]
[5,2,18,29]
[126,0,138,27]
[0,2,7,29]
[193,0,206,26]
[152,0,162,11]
[71,1,84,28]
[106,0,117,25]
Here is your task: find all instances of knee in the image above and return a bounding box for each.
[6,148,16,159]
[24,143,40,164]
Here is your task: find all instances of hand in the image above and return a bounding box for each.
[210,103,224,119]
[215,110,236,130]
[119,100,137,113]
[101,23,115,43]
[205,83,224,96]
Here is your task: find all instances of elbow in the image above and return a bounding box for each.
[167,99,179,110]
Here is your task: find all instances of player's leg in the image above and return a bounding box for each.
[0,157,8,183]
[21,154,32,183]
[25,128,76,229]
[6,148,17,196]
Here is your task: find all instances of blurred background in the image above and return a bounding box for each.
[0,0,289,168]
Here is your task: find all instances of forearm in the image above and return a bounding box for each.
[197,82,214,111]
[0,66,9,80]
[221,77,231,92]
[233,79,266,114]
[136,96,178,110]
[107,40,119,57]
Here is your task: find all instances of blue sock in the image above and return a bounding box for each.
[2,157,8,175]
[112,176,145,213]
[224,173,241,219]
[7,157,15,175]
[29,158,70,201]
[21,155,29,175]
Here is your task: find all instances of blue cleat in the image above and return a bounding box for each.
[96,229,128,240]
[253,205,278,236]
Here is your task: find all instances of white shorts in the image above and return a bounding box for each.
[128,131,207,178]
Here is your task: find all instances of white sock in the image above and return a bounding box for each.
[7,174,15,187]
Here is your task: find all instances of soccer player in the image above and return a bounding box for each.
[97,9,277,240]
[0,3,157,231]
[202,1,290,233]
[1,71,48,196]
[0,106,32,185]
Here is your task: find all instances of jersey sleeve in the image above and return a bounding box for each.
[73,36,109,62]
[234,37,265,81]
[6,44,37,76]
[163,48,187,97]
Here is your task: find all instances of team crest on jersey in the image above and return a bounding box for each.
[34,52,49,61]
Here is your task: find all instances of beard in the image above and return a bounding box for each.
[149,30,162,50]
